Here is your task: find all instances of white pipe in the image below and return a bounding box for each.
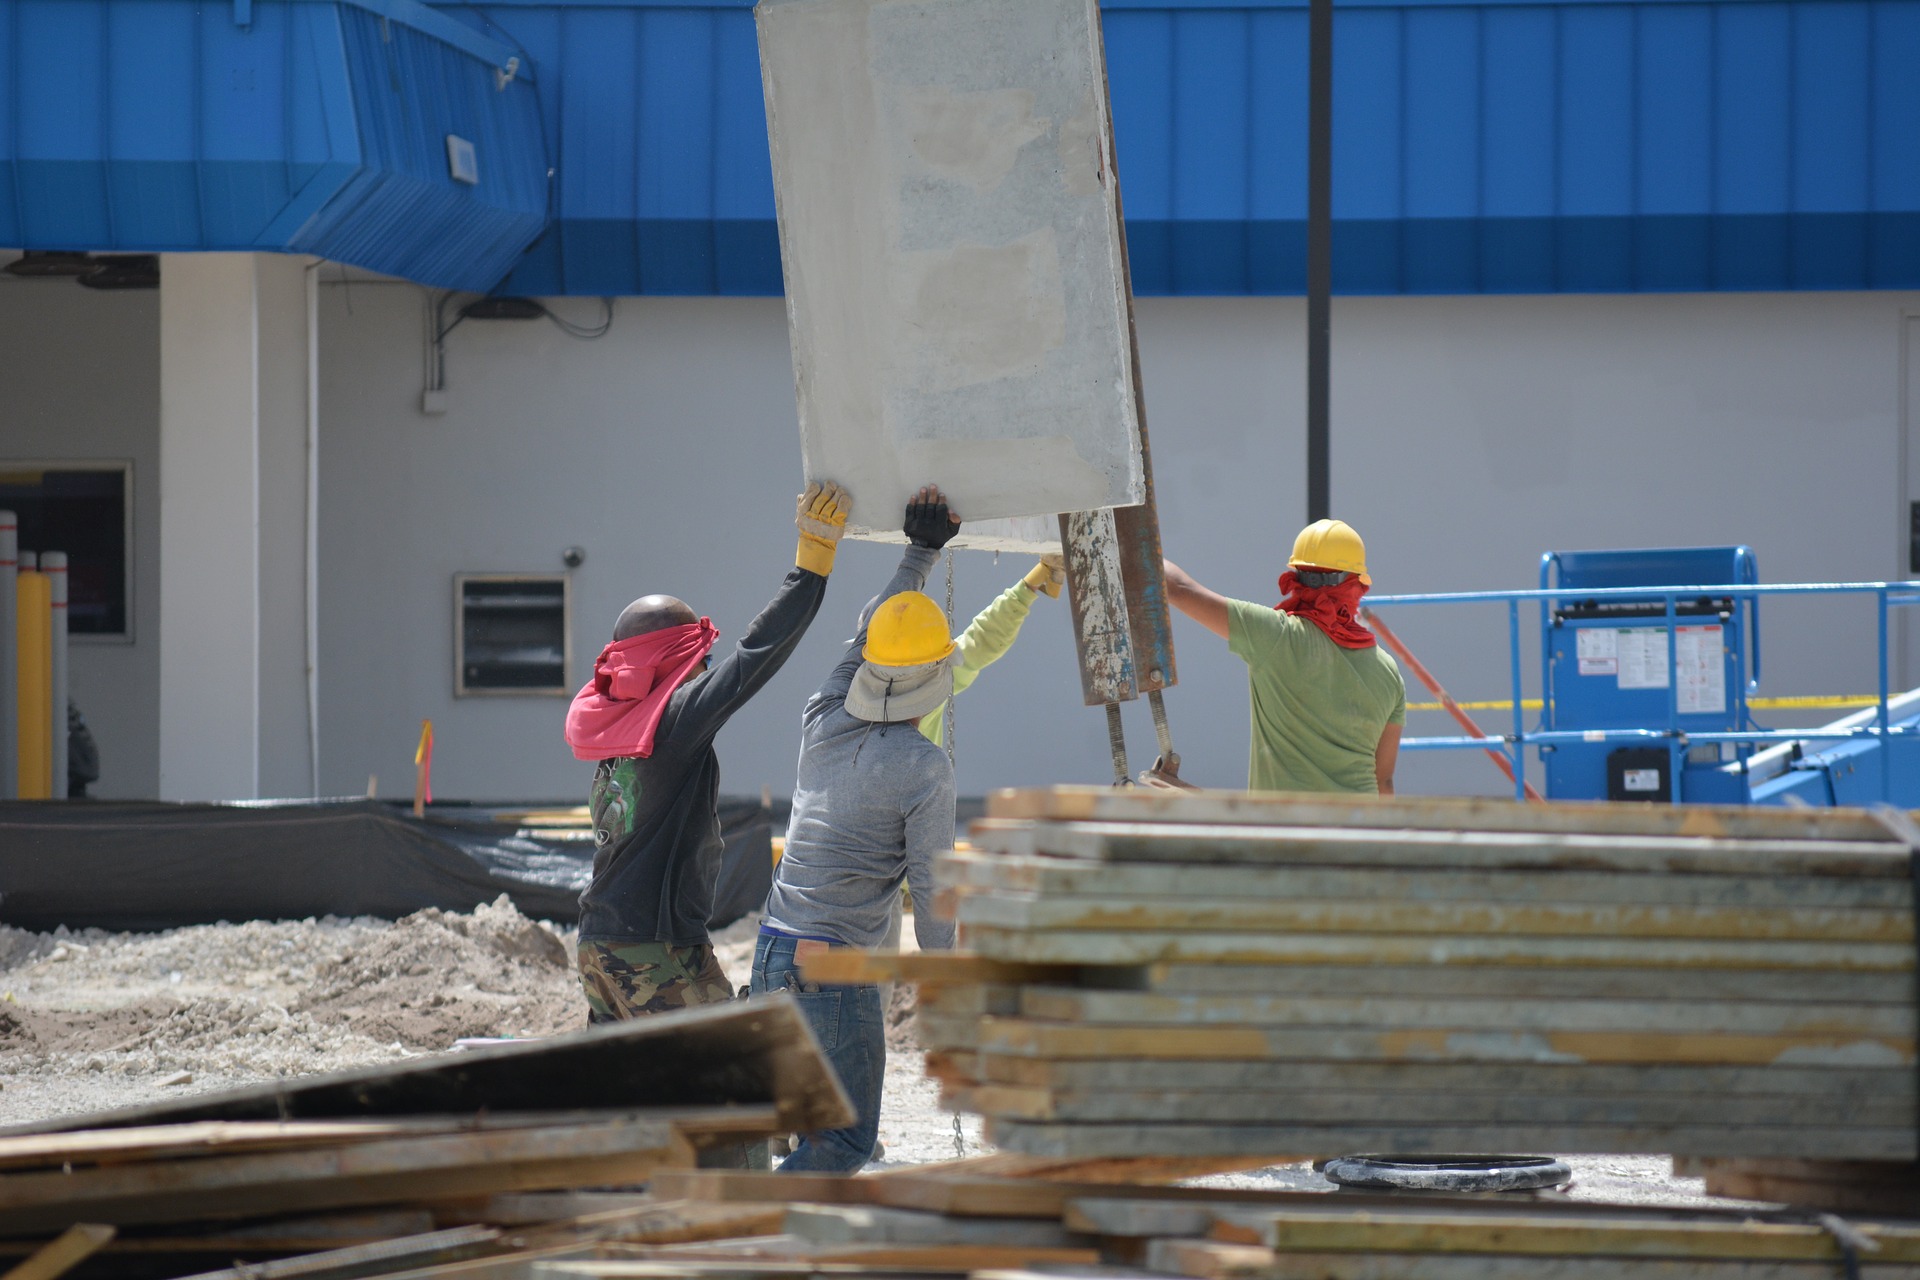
[305,260,322,798]
[43,551,67,800]
[0,511,15,800]
[1732,685,1920,781]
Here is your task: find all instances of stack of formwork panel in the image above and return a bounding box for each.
[865,787,1920,1164]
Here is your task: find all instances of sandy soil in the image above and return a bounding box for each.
[0,902,1729,1207]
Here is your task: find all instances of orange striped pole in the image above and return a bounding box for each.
[1362,607,1546,803]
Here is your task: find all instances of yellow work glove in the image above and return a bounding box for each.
[1023,553,1066,599]
[795,481,852,576]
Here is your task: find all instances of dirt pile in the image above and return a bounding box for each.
[0,897,581,1098]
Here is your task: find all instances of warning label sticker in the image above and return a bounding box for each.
[1675,625,1726,716]
[1576,628,1617,676]
[1616,629,1667,691]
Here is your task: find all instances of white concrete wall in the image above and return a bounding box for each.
[5,272,1910,802]
[0,278,160,799]
[314,285,1920,802]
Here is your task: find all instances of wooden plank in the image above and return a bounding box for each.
[939,850,1919,910]
[973,1016,1917,1067]
[613,1234,1103,1270]
[0,997,850,1141]
[1211,1207,1920,1262]
[0,1116,687,1235]
[971,1055,1915,1097]
[961,927,1915,971]
[0,1226,114,1280]
[977,819,1908,878]
[798,950,1076,987]
[643,1170,875,1207]
[950,1084,1914,1127]
[0,1121,509,1174]
[986,1118,1915,1161]
[981,785,1904,844]
[1015,988,1916,1037]
[1143,1239,1920,1280]
[165,1226,505,1280]
[1137,963,1916,1005]
[871,1152,1274,1185]
[956,892,1911,943]
[780,1205,1081,1248]
[1696,1170,1920,1214]
[916,985,1023,1017]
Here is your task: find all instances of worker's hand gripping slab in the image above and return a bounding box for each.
[796,481,852,576]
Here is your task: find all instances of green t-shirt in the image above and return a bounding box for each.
[1227,598,1407,795]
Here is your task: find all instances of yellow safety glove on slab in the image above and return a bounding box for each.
[1023,553,1066,599]
[795,480,852,576]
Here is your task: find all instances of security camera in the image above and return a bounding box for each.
[562,546,586,570]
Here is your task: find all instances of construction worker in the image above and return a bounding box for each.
[917,553,1064,747]
[565,481,853,1021]
[1163,519,1405,795]
[753,485,969,1173]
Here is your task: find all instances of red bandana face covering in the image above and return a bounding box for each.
[564,619,720,761]
[1277,570,1377,649]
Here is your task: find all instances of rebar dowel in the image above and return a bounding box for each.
[1105,702,1131,787]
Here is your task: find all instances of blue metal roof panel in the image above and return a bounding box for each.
[0,0,546,289]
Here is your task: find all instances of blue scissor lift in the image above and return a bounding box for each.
[1366,548,1920,807]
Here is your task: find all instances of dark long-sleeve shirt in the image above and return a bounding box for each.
[577,567,828,946]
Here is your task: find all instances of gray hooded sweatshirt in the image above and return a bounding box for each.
[764,546,956,951]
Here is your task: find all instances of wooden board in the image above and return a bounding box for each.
[0,1116,687,1235]
[948,1084,1913,1128]
[955,892,1910,943]
[1133,963,1915,1005]
[1210,1207,1920,1262]
[0,998,851,1141]
[971,1016,1916,1068]
[981,786,1906,845]
[985,1117,1915,1161]
[939,851,1920,910]
[974,819,1908,878]
[799,951,1076,987]
[1145,1238,1920,1280]
[780,1205,1081,1248]
[960,927,1915,971]
[1014,988,1915,1038]
[969,1055,1914,1098]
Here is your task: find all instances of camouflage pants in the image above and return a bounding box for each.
[578,941,736,1022]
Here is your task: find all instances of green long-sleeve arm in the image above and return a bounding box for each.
[917,578,1040,745]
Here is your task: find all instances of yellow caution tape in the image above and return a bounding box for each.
[1409,695,1886,713]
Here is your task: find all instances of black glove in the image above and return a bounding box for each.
[903,495,960,549]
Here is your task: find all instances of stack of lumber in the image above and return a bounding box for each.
[533,1166,1920,1280]
[0,998,850,1280]
[811,786,1919,1165]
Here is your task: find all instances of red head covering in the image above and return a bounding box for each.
[564,619,720,761]
[1277,569,1376,649]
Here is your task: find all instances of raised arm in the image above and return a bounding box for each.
[817,485,962,704]
[1163,558,1232,640]
[675,482,851,736]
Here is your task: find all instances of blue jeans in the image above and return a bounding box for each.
[751,931,885,1173]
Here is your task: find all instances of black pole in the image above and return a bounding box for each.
[1306,0,1333,523]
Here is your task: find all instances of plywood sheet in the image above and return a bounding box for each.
[757,0,1144,549]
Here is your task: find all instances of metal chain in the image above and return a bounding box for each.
[943,549,956,766]
[944,548,963,1161]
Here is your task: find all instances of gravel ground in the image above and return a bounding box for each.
[0,903,1740,1209]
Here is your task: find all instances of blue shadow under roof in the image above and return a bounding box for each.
[6,0,1920,296]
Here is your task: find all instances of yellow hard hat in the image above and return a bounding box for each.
[1288,519,1371,585]
[863,591,956,666]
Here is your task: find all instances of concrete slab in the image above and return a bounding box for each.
[757,0,1144,553]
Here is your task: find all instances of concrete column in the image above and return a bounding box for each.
[158,253,312,802]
